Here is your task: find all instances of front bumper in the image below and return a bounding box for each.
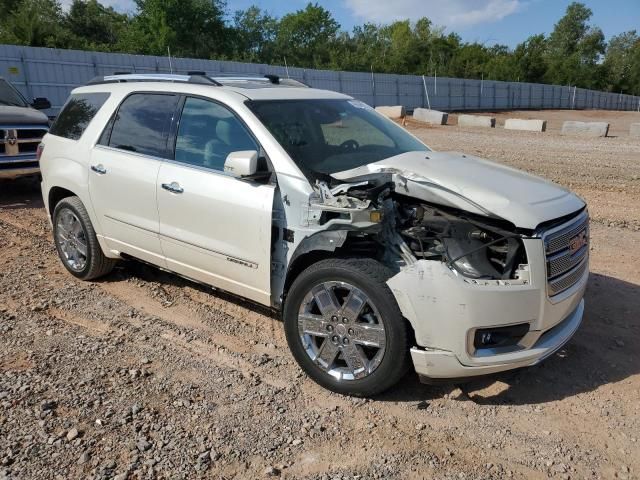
[0,166,40,179]
[387,237,588,380]
[410,299,583,379]
[0,156,40,179]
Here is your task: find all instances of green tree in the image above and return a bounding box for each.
[329,23,383,72]
[604,31,640,94]
[0,0,69,47]
[449,43,491,79]
[119,0,228,58]
[273,3,340,68]
[512,34,548,83]
[0,0,22,10]
[65,0,129,51]
[231,6,277,63]
[544,2,606,88]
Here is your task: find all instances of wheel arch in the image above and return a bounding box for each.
[280,230,353,308]
[45,182,113,259]
[48,186,76,218]
[282,247,418,347]
[283,249,335,305]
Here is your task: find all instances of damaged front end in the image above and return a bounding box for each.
[303,176,530,285]
[396,200,529,283]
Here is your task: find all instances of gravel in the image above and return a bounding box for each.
[1,110,639,478]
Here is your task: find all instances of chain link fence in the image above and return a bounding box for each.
[2,44,639,116]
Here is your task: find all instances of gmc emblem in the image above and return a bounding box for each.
[568,230,588,255]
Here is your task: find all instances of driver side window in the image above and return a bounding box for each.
[174,97,258,172]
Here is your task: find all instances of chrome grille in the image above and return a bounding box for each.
[543,212,589,297]
[0,126,48,160]
[548,258,588,296]
[547,244,588,278]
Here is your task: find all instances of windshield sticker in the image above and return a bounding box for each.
[348,100,372,110]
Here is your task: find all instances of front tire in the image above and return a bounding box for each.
[52,196,116,280]
[284,258,410,396]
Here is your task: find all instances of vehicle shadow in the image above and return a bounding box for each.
[381,272,640,405]
[112,257,639,406]
[0,178,43,210]
[106,260,281,321]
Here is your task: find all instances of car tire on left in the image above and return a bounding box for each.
[52,196,116,280]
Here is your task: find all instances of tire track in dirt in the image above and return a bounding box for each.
[98,278,295,391]
[159,330,290,391]
[48,307,111,335]
[1,206,295,394]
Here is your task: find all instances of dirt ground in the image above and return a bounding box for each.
[1,109,639,480]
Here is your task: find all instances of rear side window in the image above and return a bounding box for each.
[106,93,179,158]
[49,93,110,140]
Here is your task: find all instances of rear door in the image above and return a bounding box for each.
[89,92,179,266]
[157,96,275,305]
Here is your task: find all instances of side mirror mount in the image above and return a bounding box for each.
[31,97,51,110]
[224,150,258,178]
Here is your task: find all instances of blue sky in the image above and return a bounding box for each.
[65,0,640,48]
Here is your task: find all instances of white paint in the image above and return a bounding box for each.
[332,150,586,229]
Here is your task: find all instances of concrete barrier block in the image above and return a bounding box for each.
[561,121,609,137]
[504,118,547,132]
[412,108,448,125]
[458,114,496,128]
[375,106,406,119]
[630,123,640,137]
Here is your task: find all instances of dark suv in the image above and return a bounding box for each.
[0,77,51,179]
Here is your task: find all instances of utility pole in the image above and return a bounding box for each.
[434,68,437,96]
[370,65,376,107]
[422,75,431,110]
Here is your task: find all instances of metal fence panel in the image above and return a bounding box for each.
[1,44,638,116]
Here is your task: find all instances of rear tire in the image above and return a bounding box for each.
[284,258,410,397]
[52,196,116,280]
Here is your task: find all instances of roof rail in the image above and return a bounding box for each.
[86,73,222,86]
[210,75,309,88]
[84,73,309,88]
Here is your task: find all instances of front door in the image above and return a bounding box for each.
[157,96,275,305]
[88,92,179,266]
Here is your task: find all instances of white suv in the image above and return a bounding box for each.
[39,74,589,396]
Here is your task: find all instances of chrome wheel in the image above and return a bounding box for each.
[298,281,386,381]
[55,208,88,272]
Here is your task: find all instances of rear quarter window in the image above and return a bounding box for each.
[103,93,179,158]
[49,93,111,140]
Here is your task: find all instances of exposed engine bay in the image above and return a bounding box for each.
[305,178,529,282]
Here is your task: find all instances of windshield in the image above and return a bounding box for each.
[247,99,429,176]
[0,79,28,107]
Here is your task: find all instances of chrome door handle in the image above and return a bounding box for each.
[91,164,107,175]
[161,182,184,194]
